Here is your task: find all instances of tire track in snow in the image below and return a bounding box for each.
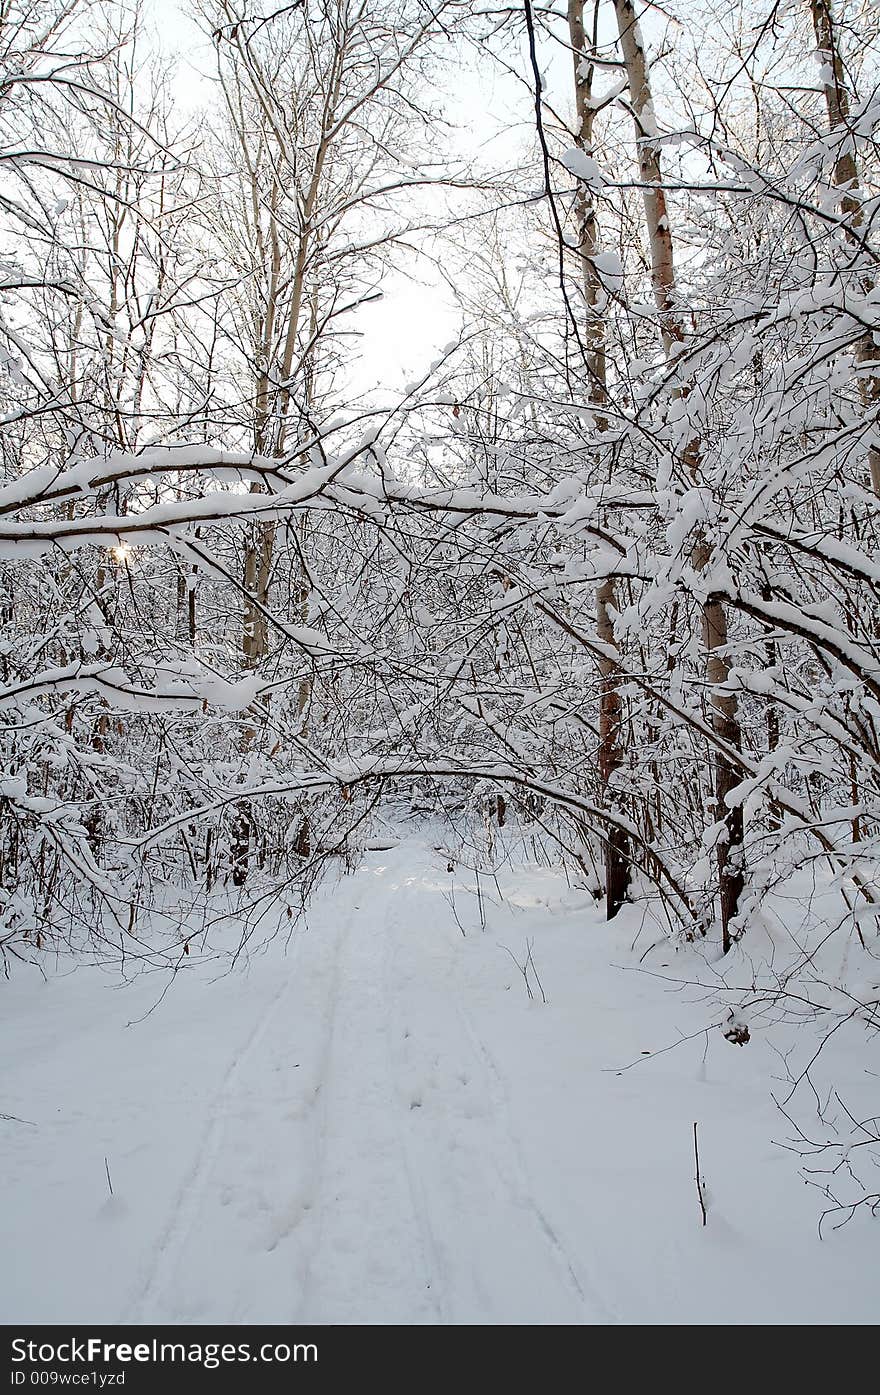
[454,1000,618,1324]
[384,847,613,1324]
[293,852,441,1323]
[124,960,295,1323]
[125,867,365,1324]
[377,862,448,1323]
[288,871,364,1318]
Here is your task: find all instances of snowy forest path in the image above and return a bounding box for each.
[4,836,880,1325]
[118,841,606,1324]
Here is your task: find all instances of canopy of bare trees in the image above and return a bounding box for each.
[0,0,878,989]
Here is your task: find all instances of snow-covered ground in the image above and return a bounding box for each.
[2,835,877,1325]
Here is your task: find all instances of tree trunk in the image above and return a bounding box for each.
[613,0,745,947]
[569,0,631,917]
[808,0,880,495]
[611,1,681,351]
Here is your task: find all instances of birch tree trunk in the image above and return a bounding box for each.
[568,0,630,918]
[613,0,744,948]
[230,72,339,880]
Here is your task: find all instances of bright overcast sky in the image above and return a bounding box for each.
[139,0,514,402]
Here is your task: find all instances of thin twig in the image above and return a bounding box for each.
[693,1122,707,1226]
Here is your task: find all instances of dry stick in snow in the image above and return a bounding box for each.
[500,938,547,1004]
[612,0,745,949]
[693,1122,707,1226]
